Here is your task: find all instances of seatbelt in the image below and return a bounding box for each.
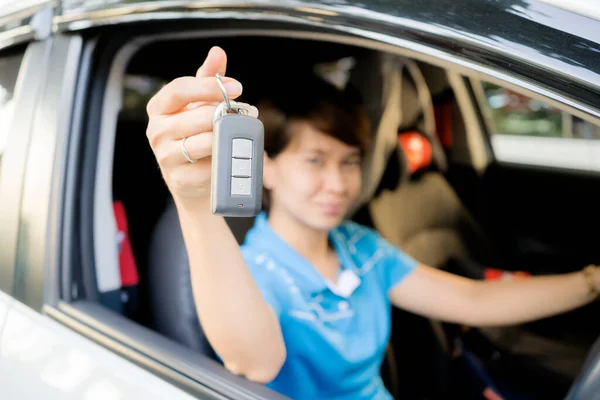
[351,55,405,215]
[404,60,448,172]
[351,57,449,215]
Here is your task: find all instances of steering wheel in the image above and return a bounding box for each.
[564,335,600,399]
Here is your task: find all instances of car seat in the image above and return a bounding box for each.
[352,65,467,399]
[365,75,588,398]
[365,62,499,269]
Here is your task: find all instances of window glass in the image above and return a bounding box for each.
[572,116,600,140]
[121,74,166,118]
[482,81,563,138]
[478,81,600,172]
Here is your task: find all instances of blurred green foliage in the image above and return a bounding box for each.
[481,81,600,140]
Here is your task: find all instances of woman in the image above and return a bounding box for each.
[145,46,600,400]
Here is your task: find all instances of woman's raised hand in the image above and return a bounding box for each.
[145,46,257,202]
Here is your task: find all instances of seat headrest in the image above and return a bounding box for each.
[398,130,433,175]
[346,57,448,214]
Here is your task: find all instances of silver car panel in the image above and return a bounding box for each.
[0,0,54,51]
[0,298,200,399]
[0,290,14,340]
[13,35,82,309]
[0,40,51,295]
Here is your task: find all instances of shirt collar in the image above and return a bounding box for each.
[244,212,362,297]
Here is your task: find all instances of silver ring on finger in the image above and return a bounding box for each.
[180,137,197,163]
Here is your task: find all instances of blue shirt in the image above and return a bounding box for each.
[239,212,418,399]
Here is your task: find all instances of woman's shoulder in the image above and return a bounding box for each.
[329,220,392,267]
[333,220,415,265]
[332,220,383,246]
[335,220,419,287]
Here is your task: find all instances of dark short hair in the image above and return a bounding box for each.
[257,74,371,210]
[258,75,371,159]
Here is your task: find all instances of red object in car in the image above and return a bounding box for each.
[398,131,433,174]
[434,102,454,149]
[484,268,531,281]
[483,387,505,400]
[113,200,139,287]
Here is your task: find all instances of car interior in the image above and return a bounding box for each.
[77,27,600,400]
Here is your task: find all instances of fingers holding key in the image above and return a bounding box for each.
[146,75,243,116]
[160,104,220,140]
[145,45,263,200]
[148,100,259,144]
[179,131,213,164]
[146,46,234,116]
[196,46,228,79]
[158,101,259,166]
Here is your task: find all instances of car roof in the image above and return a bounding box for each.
[54,0,599,41]
[538,0,600,21]
[2,0,599,116]
[2,1,598,40]
[56,1,600,112]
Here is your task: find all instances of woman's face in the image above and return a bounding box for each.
[264,120,363,231]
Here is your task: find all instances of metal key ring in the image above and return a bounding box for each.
[213,101,252,124]
[215,73,233,113]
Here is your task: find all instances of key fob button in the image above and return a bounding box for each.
[231,177,252,196]
[232,158,252,177]
[232,139,253,159]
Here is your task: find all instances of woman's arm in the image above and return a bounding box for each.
[390,263,600,327]
[176,199,286,382]
[146,47,285,382]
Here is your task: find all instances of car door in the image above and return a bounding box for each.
[21,1,600,400]
[0,0,48,351]
[469,79,600,345]
[1,300,202,399]
[0,45,28,374]
[0,6,213,399]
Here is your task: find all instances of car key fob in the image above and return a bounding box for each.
[210,100,264,217]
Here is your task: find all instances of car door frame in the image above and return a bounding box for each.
[0,0,54,298]
[14,26,291,399]
[18,1,600,400]
[3,27,249,400]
